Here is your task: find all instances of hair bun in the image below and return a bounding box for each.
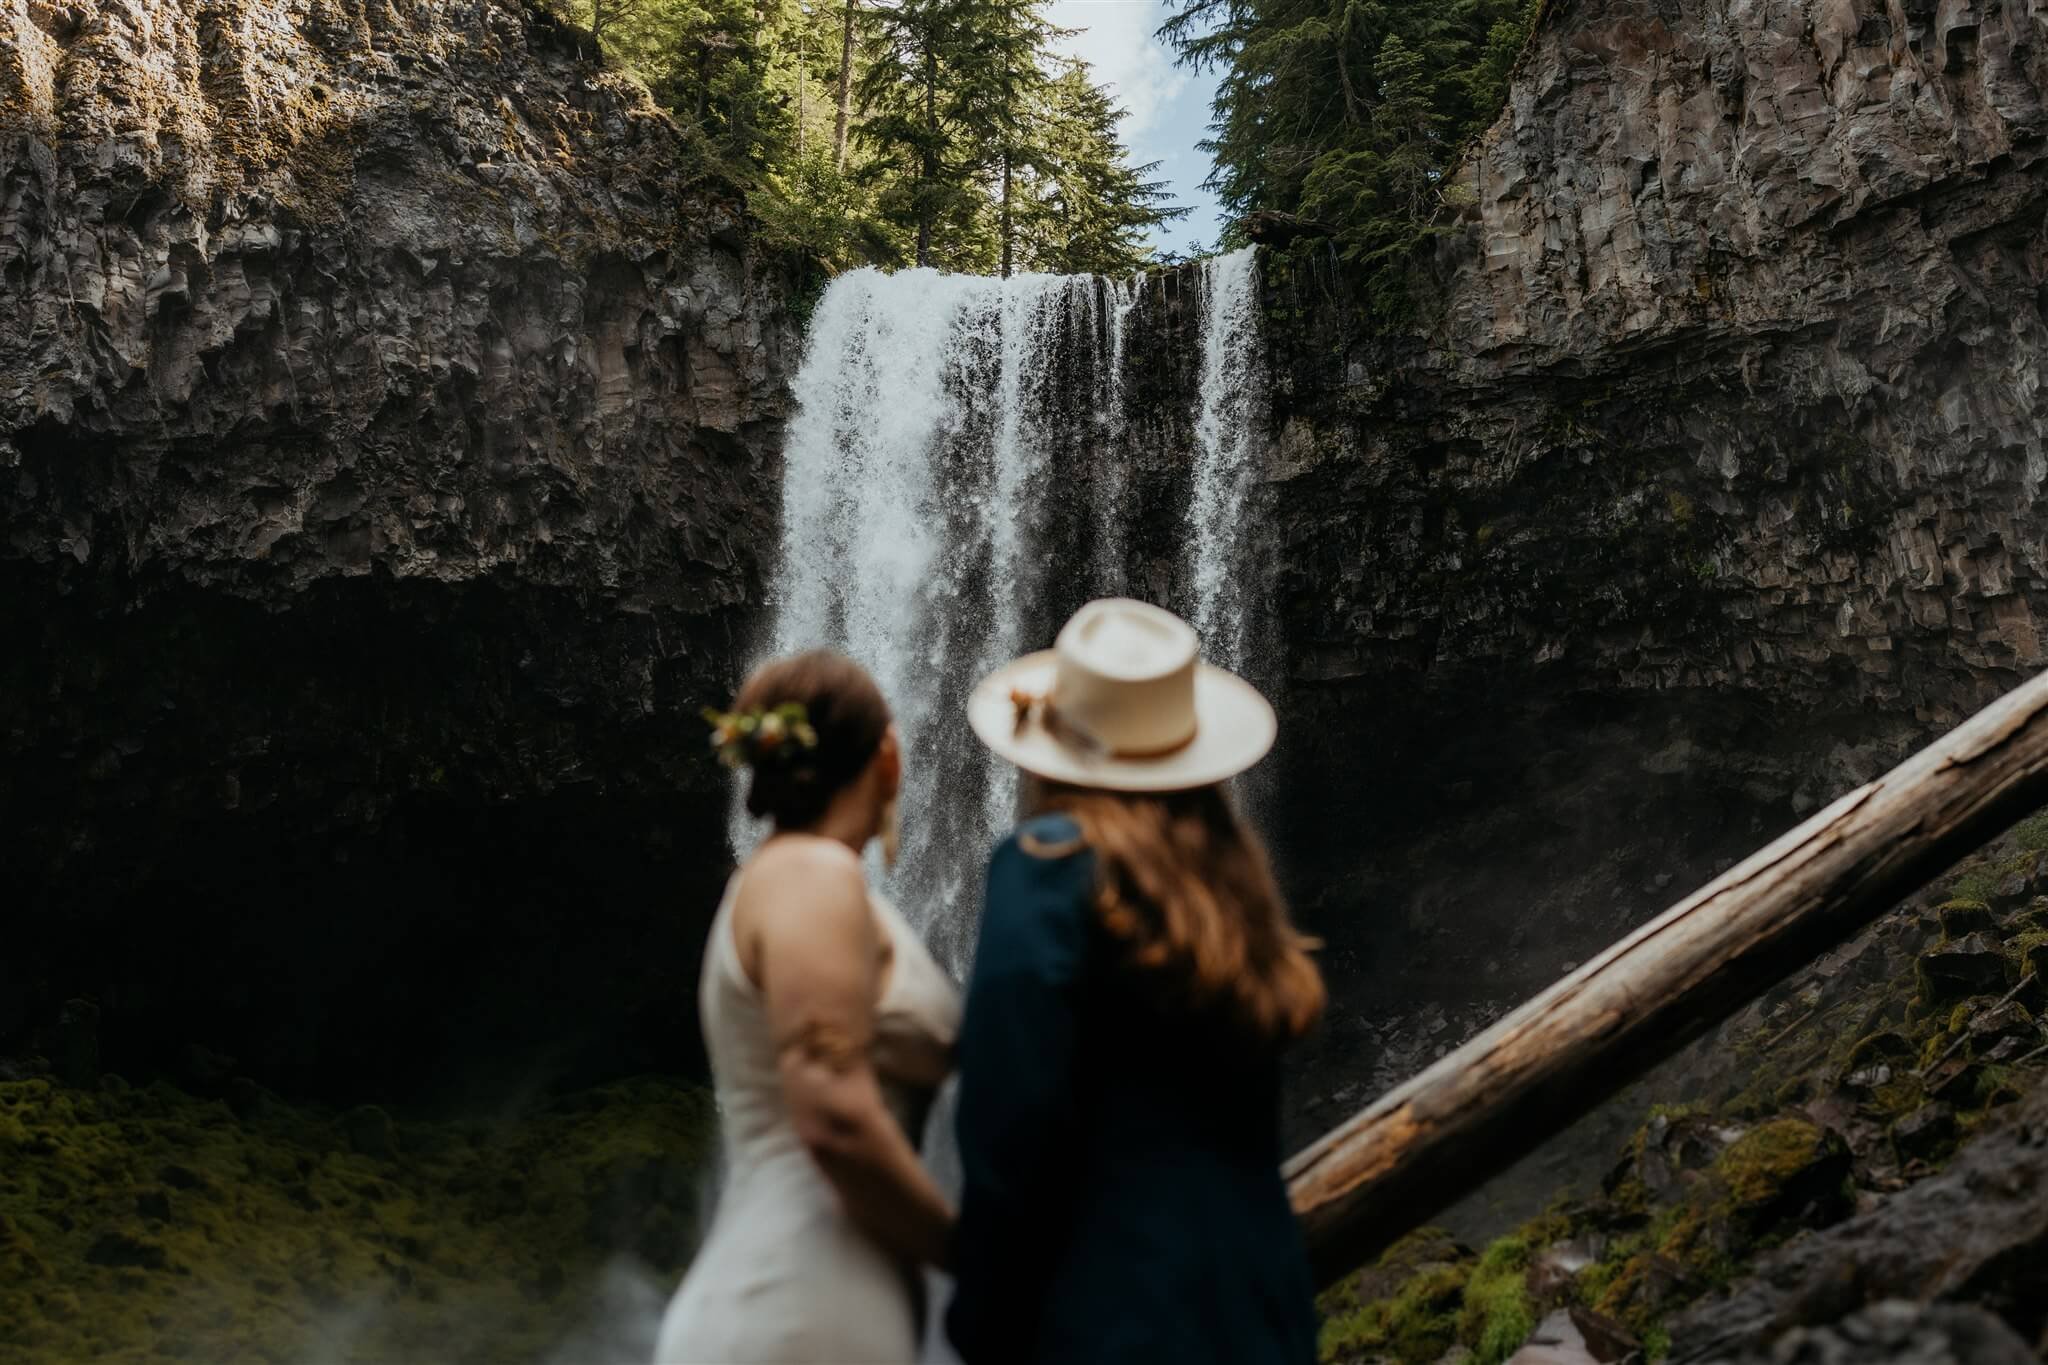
[719,651,893,830]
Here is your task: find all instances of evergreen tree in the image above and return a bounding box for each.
[852,0,1023,270]
[1161,0,1538,315]
[555,0,1178,275]
[1019,62,1185,275]
[951,0,1062,276]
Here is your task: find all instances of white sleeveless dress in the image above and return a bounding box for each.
[655,875,961,1364]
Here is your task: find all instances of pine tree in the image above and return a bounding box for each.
[1160,0,1538,315]
[1019,62,1185,275]
[949,0,1063,276]
[558,0,1180,274]
[855,0,995,268]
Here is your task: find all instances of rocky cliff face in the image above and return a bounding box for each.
[0,0,800,1093]
[1265,0,2048,1143]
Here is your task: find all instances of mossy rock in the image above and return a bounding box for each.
[1715,1118,1851,1230]
[1319,1258,1470,1364]
[1936,900,1997,940]
[1918,933,2009,1004]
[1992,852,2043,905]
[1839,1031,1915,1088]
[2007,930,2048,987]
[2005,898,2048,935]
[1456,1235,1538,1364]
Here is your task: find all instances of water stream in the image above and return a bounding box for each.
[739,246,1270,971]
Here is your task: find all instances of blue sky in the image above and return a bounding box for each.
[1047,0,1225,257]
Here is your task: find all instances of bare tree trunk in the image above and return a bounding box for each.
[1286,665,2048,1284]
[999,57,1015,278]
[917,40,937,268]
[1000,150,1014,278]
[833,0,858,170]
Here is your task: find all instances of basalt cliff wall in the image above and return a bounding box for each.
[1257,0,2048,1139]
[0,0,800,1093]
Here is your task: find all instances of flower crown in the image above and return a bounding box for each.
[702,702,821,770]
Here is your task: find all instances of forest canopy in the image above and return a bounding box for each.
[548,0,1186,276]
[546,0,1538,304]
[1162,0,1538,311]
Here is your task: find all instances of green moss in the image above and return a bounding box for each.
[1319,1261,1470,1363]
[2013,810,2048,852]
[1935,899,1996,940]
[1716,1118,1829,1210]
[2005,928,2048,973]
[1457,1235,1536,1364]
[1664,490,1694,526]
[1842,1031,1913,1071]
[0,1076,717,1365]
[1950,868,2000,903]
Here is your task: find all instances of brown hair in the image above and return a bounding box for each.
[731,650,891,829]
[1031,782,1325,1042]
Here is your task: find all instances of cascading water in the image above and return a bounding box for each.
[1185,247,1268,673]
[739,246,1270,970]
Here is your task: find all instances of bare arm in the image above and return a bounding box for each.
[736,839,955,1268]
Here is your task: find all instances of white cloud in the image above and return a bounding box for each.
[1045,0,1226,253]
[1047,0,1187,138]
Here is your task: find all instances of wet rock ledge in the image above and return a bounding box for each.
[0,0,802,1093]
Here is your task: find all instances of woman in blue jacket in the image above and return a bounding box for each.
[947,598,1327,1365]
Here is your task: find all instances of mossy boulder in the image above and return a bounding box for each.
[1317,1222,1583,1365]
[1919,933,2009,1003]
[1456,1236,1538,1362]
[1717,1119,1851,1231]
[1991,853,2043,906]
[1967,1001,2037,1055]
[2009,933,2048,991]
[1936,900,1998,940]
[1839,1031,1915,1088]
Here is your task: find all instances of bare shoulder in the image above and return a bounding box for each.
[737,836,871,931]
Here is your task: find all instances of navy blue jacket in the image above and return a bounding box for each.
[945,815,1317,1365]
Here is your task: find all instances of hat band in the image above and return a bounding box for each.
[1010,689,1198,761]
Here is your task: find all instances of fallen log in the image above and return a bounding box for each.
[1286,668,2048,1285]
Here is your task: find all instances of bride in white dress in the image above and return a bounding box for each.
[657,650,960,1365]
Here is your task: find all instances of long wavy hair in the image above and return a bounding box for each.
[1029,781,1325,1042]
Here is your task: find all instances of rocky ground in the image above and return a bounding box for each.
[0,1066,713,1365]
[1315,813,2048,1365]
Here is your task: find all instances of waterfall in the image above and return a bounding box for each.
[740,247,1270,971]
[1185,247,1266,672]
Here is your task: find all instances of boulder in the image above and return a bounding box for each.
[1918,935,2009,1004]
[1967,1002,2038,1054]
[1937,901,1999,939]
[1889,1103,1957,1164]
[1689,1300,2035,1365]
[1993,854,2043,904]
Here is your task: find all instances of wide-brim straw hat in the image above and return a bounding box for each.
[967,598,1276,792]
